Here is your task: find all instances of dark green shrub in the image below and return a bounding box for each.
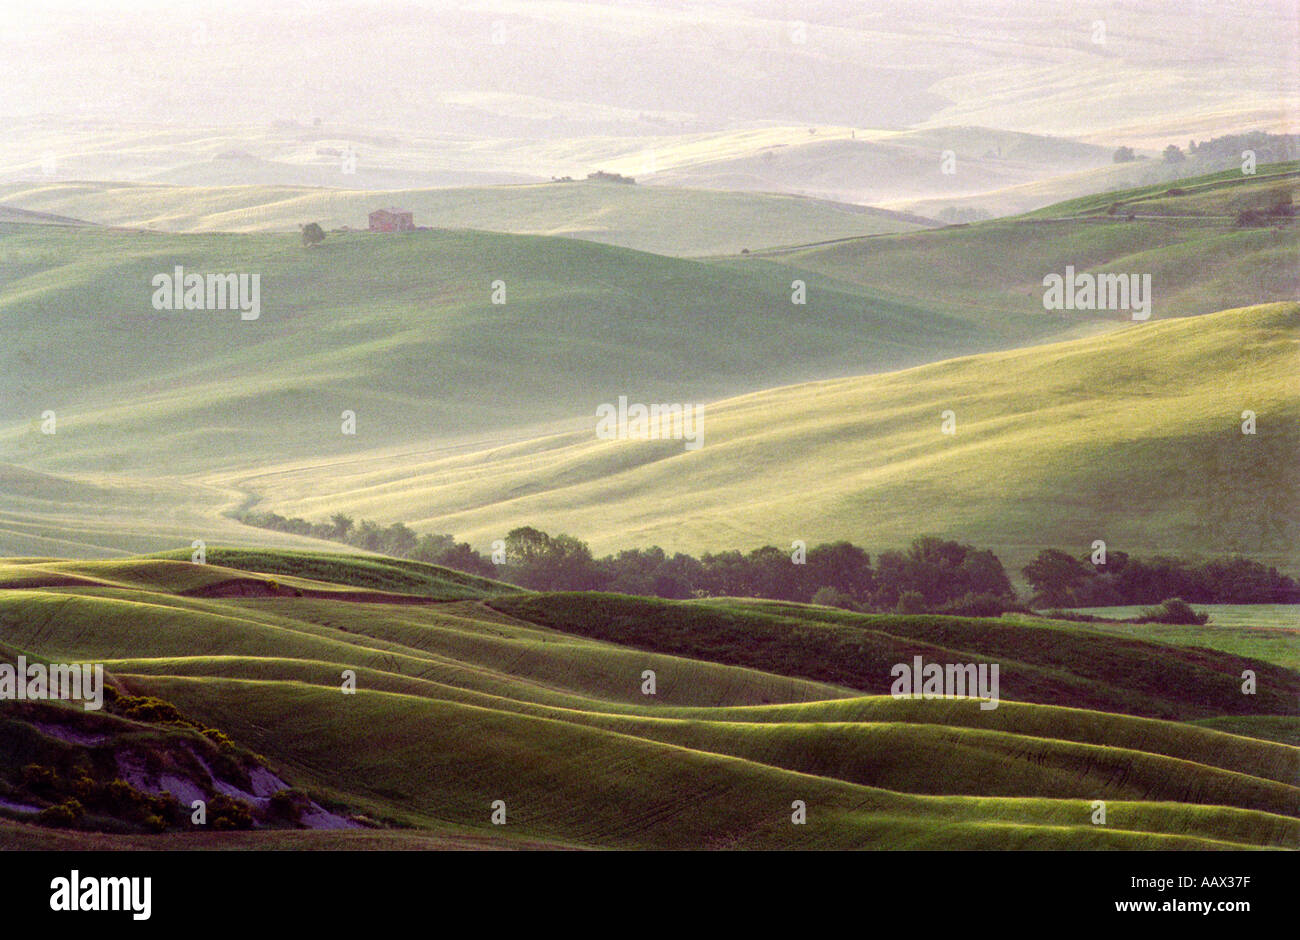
[114,695,185,724]
[38,798,83,828]
[208,794,255,830]
[935,592,1026,617]
[268,788,310,824]
[20,764,58,796]
[1138,597,1209,625]
[201,728,236,749]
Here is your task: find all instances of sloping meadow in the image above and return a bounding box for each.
[0,553,1295,849]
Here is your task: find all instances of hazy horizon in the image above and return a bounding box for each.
[3,0,1296,142]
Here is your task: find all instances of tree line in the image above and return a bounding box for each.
[235,511,1016,613]
[235,510,1296,612]
[1022,548,1299,607]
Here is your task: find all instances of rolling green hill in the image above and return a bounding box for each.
[0,180,931,255]
[1021,164,1300,220]
[1,552,1296,850]
[754,166,1300,325]
[0,222,1003,481]
[1,167,1295,563]
[894,157,1300,221]
[240,303,1300,576]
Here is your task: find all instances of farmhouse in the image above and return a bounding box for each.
[368,208,414,232]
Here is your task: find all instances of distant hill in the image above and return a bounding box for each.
[0,205,91,227]
[645,127,1114,206]
[761,164,1300,325]
[893,135,1300,220]
[0,179,933,255]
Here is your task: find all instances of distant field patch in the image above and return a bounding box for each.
[1056,605,1300,670]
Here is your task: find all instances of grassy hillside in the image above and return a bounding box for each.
[756,165,1300,325]
[0,180,930,255]
[0,549,516,600]
[646,127,1111,206]
[1,552,1296,850]
[1021,164,1300,219]
[242,303,1300,576]
[1050,605,1299,671]
[893,157,1300,220]
[0,222,1002,480]
[490,593,1300,721]
[1,167,1295,562]
[0,461,342,560]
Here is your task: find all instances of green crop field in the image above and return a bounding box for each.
[0,222,1001,479]
[3,168,1296,566]
[240,302,1299,579]
[1,552,1296,850]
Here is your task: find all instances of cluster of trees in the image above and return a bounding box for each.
[238,511,1017,613]
[1186,131,1299,163]
[240,511,1295,612]
[238,511,496,577]
[470,529,1020,614]
[1111,133,1300,168]
[1022,549,1300,607]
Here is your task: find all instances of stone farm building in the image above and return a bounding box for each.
[368,208,415,232]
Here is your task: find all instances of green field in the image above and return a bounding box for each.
[1021,165,1300,220]
[241,302,1299,578]
[3,0,1296,862]
[0,180,931,256]
[1,552,1296,850]
[0,222,1002,478]
[759,167,1300,325]
[1054,605,1300,671]
[3,168,1296,564]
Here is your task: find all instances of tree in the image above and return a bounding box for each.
[806,541,873,602]
[503,526,553,566]
[330,513,354,541]
[501,527,602,590]
[745,545,803,600]
[873,537,1014,609]
[954,548,1015,599]
[697,549,749,597]
[597,547,666,596]
[301,222,326,247]
[1022,549,1092,606]
[353,519,384,552]
[1162,144,1185,164]
[654,553,705,599]
[381,522,418,558]
[1112,146,1136,163]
